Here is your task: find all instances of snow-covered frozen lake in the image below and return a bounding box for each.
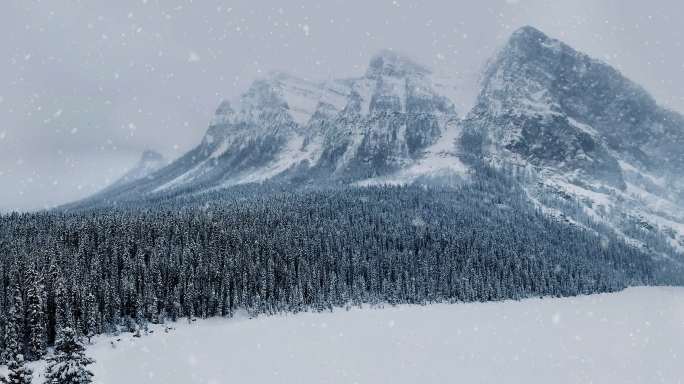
[12,286,684,384]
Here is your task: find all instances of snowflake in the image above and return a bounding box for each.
[188,51,201,62]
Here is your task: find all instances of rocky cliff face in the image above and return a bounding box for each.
[90,50,461,198]
[314,50,459,181]
[462,26,684,253]
[465,26,684,193]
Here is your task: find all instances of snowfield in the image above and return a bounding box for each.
[6,287,684,384]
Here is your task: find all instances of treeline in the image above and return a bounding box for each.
[0,170,681,362]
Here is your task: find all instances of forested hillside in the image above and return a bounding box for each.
[1,168,681,362]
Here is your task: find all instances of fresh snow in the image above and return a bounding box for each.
[231,134,321,185]
[619,159,667,188]
[567,116,599,137]
[352,79,374,116]
[271,74,351,126]
[520,89,562,119]
[152,160,210,194]
[626,182,682,219]
[356,120,468,186]
[279,77,329,126]
[543,173,684,255]
[6,287,682,384]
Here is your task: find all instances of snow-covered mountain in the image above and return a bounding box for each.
[102,150,168,192]
[462,26,684,253]
[314,50,462,183]
[464,26,684,188]
[76,26,684,254]
[83,50,464,204]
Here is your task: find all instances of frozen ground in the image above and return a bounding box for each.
[6,286,684,384]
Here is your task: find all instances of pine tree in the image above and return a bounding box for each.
[0,179,679,355]
[0,312,7,365]
[1,354,33,384]
[43,328,95,384]
[83,293,98,344]
[2,287,23,363]
[54,278,73,338]
[26,267,47,360]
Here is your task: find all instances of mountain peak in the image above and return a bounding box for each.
[265,70,306,83]
[99,149,168,193]
[510,25,548,42]
[140,149,165,164]
[135,150,167,175]
[366,49,430,78]
[500,25,566,57]
[214,100,234,116]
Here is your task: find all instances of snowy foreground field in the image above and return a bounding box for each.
[6,286,684,384]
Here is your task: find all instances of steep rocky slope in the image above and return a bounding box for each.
[83,50,463,203]
[462,26,684,253]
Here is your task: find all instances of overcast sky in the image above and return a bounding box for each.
[1,0,683,212]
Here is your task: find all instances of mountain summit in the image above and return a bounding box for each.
[80,50,461,203]
[103,149,168,192]
[469,27,684,190]
[466,25,684,193]
[461,25,684,253]
[366,49,431,78]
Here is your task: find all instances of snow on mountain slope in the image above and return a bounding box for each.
[100,150,168,192]
[316,50,461,181]
[356,117,467,186]
[462,26,684,256]
[127,74,355,195]
[80,50,467,203]
[72,27,684,259]
[9,287,682,384]
[227,133,322,186]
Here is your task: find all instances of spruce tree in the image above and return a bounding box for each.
[0,312,7,365]
[1,354,33,384]
[43,328,94,384]
[26,267,47,360]
[54,278,73,337]
[83,293,98,344]
[2,287,24,362]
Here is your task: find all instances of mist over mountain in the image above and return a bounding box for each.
[102,150,168,191]
[68,26,684,259]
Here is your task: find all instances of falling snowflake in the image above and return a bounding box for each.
[188,51,201,62]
